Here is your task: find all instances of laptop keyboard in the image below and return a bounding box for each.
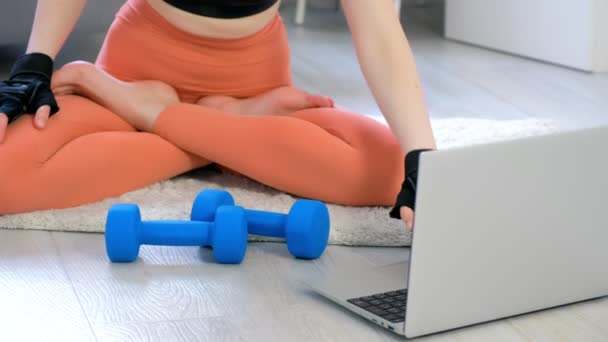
[347,289,407,323]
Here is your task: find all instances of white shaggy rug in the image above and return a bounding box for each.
[0,117,559,247]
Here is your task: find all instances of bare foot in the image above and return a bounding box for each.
[196,86,334,116]
[52,61,179,131]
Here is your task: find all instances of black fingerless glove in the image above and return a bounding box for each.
[0,52,59,123]
[389,148,434,219]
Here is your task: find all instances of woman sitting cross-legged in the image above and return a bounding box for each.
[0,0,437,230]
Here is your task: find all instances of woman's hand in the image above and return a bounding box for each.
[0,53,59,143]
[0,105,51,143]
[390,149,434,231]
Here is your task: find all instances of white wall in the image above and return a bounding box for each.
[445,0,605,72]
[595,0,608,71]
[0,0,124,46]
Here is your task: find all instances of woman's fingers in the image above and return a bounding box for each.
[0,113,7,143]
[34,105,51,129]
[0,105,54,143]
[55,87,74,96]
[52,83,76,95]
[400,206,414,232]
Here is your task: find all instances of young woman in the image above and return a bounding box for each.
[0,0,436,230]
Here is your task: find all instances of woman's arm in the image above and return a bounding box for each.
[341,0,436,228]
[0,0,88,143]
[340,0,436,154]
[26,0,89,58]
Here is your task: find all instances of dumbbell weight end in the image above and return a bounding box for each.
[285,200,330,259]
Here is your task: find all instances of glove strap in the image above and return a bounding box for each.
[9,53,54,82]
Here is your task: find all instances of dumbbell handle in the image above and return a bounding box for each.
[139,221,211,246]
[244,209,287,237]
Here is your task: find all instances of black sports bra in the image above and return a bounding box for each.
[163,0,279,18]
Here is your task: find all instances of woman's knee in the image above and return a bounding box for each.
[339,142,403,206]
[305,154,399,207]
[0,159,38,214]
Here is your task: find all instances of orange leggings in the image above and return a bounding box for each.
[0,0,404,215]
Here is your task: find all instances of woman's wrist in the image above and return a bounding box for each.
[9,53,55,81]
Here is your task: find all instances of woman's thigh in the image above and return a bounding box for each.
[1,130,205,214]
[0,95,134,166]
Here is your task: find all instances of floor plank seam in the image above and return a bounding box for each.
[49,232,100,342]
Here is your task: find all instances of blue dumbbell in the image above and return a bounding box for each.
[191,189,331,259]
[105,203,248,264]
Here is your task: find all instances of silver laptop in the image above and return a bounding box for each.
[306,125,608,338]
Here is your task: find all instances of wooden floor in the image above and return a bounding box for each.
[1,229,607,342]
[1,3,607,342]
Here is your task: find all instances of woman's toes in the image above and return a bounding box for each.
[196,95,235,109]
[306,94,334,108]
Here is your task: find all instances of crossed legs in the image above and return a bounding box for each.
[0,62,403,215]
